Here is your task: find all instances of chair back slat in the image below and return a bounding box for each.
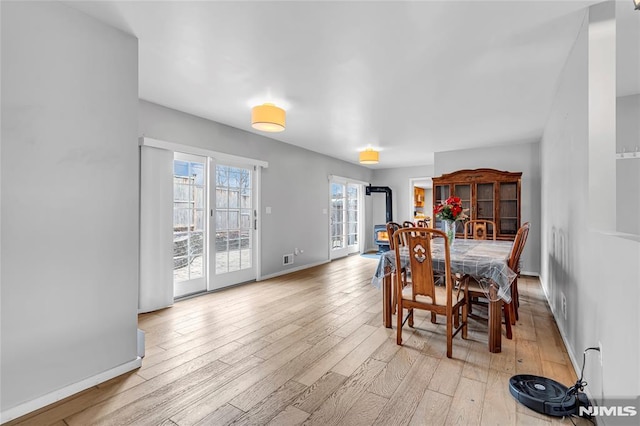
[416,217,432,228]
[463,220,497,240]
[386,222,402,250]
[393,227,453,306]
[509,222,530,272]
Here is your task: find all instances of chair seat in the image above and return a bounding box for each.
[466,278,484,294]
[402,282,465,306]
[466,276,513,339]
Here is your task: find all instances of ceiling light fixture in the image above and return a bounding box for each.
[251,103,286,132]
[635,0,640,10]
[359,147,379,164]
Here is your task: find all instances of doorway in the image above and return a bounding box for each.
[409,177,433,224]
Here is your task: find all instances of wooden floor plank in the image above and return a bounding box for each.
[330,326,391,377]
[462,340,491,383]
[169,342,311,425]
[291,372,348,414]
[229,380,307,425]
[339,391,389,426]
[294,324,378,386]
[368,346,422,398]
[372,354,439,426]
[267,405,311,426]
[480,369,517,425]
[428,357,465,397]
[409,389,453,426]
[229,334,342,411]
[443,377,486,425]
[302,358,386,426]
[193,404,244,426]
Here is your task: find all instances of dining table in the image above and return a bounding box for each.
[371,238,517,353]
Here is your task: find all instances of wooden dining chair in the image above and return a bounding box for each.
[462,219,508,338]
[393,227,469,358]
[386,221,405,314]
[386,222,402,247]
[402,220,415,228]
[416,217,432,228]
[465,222,530,340]
[463,219,496,241]
[461,220,496,314]
[509,222,530,321]
[462,219,496,307]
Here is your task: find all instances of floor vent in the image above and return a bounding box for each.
[283,254,294,265]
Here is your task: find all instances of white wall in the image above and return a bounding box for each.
[616,94,640,236]
[1,1,140,419]
[139,101,373,277]
[371,166,435,223]
[434,142,542,274]
[541,7,640,404]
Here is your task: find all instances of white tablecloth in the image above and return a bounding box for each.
[371,238,517,302]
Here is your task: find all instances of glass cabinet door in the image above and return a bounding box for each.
[476,183,495,236]
[453,184,471,234]
[499,182,518,236]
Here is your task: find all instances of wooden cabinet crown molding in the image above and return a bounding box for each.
[434,168,522,183]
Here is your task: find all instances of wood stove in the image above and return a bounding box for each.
[366,184,394,253]
[374,224,390,252]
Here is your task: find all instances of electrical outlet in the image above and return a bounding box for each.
[599,341,603,366]
[283,253,294,265]
[561,292,567,320]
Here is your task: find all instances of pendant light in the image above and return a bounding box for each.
[359,147,379,164]
[251,103,286,132]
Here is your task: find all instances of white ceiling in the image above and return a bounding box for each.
[66,1,636,169]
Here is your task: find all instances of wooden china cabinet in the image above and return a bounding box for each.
[432,168,522,240]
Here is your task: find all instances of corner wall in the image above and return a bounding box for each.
[1,1,140,419]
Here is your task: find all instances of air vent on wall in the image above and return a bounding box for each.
[283,254,294,265]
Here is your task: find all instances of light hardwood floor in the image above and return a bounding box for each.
[7,255,592,426]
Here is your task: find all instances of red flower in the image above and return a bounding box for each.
[433,196,468,222]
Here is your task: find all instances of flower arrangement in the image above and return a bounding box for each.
[433,196,469,222]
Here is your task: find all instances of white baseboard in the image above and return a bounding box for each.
[538,276,582,382]
[521,270,540,277]
[259,259,330,281]
[0,357,142,424]
[537,276,606,418]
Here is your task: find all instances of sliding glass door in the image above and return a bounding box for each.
[330,178,362,259]
[210,163,256,289]
[173,153,207,298]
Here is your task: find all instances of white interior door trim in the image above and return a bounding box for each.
[140,137,269,168]
[408,176,433,221]
[328,174,368,186]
